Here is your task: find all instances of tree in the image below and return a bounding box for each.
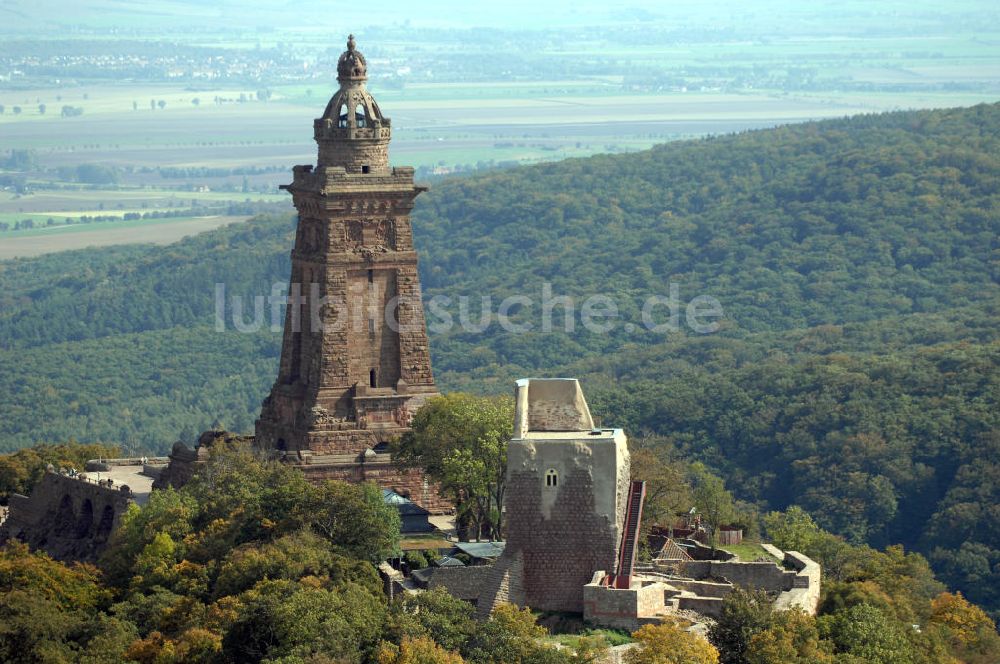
[746,609,833,664]
[708,588,774,664]
[762,507,821,553]
[376,636,465,664]
[133,100,138,111]
[0,104,5,114]
[818,602,917,664]
[12,106,21,115]
[395,394,513,540]
[689,463,736,553]
[625,620,719,664]
[37,104,45,115]
[76,163,120,185]
[157,100,166,110]
[191,97,200,107]
[0,542,105,612]
[928,591,999,655]
[150,99,156,110]
[0,543,117,663]
[462,603,564,664]
[214,529,379,599]
[305,480,401,563]
[386,587,477,653]
[629,443,692,529]
[100,488,197,590]
[222,578,386,663]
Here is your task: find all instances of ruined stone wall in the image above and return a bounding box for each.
[0,471,132,562]
[582,575,670,632]
[497,466,620,613]
[677,595,725,617]
[666,578,732,598]
[680,560,797,591]
[476,550,525,618]
[770,548,821,614]
[427,565,494,602]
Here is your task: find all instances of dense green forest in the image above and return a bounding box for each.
[0,103,997,616]
[2,440,998,663]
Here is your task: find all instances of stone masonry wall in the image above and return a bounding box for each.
[299,461,452,513]
[0,471,132,562]
[428,565,494,602]
[498,468,619,613]
[582,575,671,632]
[680,559,797,591]
[317,140,390,174]
[770,547,821,614]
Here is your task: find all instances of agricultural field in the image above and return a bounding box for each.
[2,4,998,255]
[0,215,247,259]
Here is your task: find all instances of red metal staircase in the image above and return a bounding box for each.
[611,480,646,589]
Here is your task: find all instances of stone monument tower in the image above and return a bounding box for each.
[478,379,631,614]
[254,36,442,506]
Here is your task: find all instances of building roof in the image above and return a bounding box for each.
[410,567,434,587]
[656,537,693,562]
[382,489,430,517]
[435,556,465,567]
[454,541,506,559]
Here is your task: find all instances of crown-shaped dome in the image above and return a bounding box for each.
[337,34,367,83]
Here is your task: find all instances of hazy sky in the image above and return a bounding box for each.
[1,0,996,33]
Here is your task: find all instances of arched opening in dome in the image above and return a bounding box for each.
[338,103,349,128]
[355,104,367,128]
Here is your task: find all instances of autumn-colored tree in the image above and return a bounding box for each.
[462,603,564,664]
[0,543,134,663]
[0,541,105,611]
[377,636,465,664]
[928,591,999,657]
[625,620,719,664]
[745,609,833,664]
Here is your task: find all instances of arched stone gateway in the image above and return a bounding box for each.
[96,505,115,541]
[0,470,133,562]
[55,494,76,532]
[75,499,94,539]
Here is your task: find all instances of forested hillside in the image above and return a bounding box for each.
[0,103,997,615]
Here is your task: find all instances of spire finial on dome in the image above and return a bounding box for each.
[337,33,367,83]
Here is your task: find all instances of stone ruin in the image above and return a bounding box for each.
[410,378,821,632]
[0,456,166,562]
